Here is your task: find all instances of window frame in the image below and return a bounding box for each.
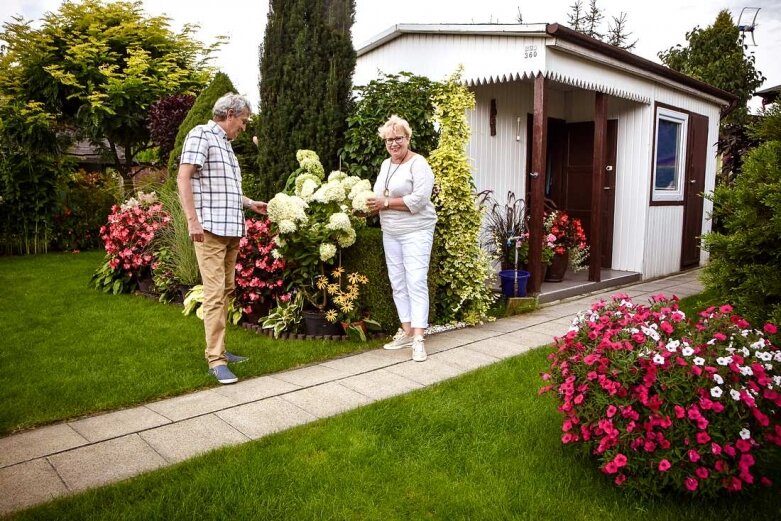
[651,107,689,204]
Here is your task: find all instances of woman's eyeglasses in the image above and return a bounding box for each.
[384,136,406,145]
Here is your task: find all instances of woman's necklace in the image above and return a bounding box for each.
[384,151,410,197]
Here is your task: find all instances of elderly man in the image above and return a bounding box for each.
[177,93,266,384]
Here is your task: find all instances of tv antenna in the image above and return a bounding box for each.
[737,7,761,46]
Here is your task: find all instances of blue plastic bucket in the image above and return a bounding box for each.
[499,270,530,297]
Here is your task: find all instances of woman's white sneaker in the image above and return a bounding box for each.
[411,335,427,362]
[384,328,413,350]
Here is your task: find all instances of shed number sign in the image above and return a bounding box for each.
[524,45,538,59]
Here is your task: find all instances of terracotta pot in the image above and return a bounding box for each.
[544,251,569,282]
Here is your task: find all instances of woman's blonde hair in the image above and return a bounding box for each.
[377,115,412,140]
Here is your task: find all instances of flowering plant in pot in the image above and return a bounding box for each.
[91,191,170,294]
[317,266,381,341]
[234,217,288,322]
[266,150,375,311]
[544,210,589,272]
[541,294,781,497]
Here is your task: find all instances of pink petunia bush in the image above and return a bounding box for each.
[234,218,288,319]
[542,294,781,497]
[99,193,170,279]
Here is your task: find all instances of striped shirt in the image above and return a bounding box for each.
[180,120,245,237]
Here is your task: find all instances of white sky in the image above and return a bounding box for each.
[2,1,780,110]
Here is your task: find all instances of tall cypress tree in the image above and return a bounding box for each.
[257,0,356,200]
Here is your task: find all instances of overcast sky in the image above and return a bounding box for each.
[3,1,779,110]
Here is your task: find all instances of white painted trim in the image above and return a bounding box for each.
[652,107,689,203]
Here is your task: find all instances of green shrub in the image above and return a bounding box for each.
[341,72,439,184]
[166,72,237,183]
[702,140,781,325]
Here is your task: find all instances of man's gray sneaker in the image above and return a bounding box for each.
[225,352,248,364]
[209,364,238,384]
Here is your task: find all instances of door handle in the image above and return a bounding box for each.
[603,186,611,190]
[689,179,696,184]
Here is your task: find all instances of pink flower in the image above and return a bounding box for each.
[613,453,628,468]
[719,304,733,313]
[688,449,701,463]
[603,461,618,474]
[711,442,722,456]
[763,323,778,334]
[606,405,617,418]
[658,459,671,472]
[695,432,711,444]
[615,474,627,486]
[684,477,698,491]
[695,466,709,479]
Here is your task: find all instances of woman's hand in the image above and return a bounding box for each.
[366,195,381,214]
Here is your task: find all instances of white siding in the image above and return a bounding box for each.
[644,206,685,279]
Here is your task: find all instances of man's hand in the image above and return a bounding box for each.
[248,200,267,215]
[188,219,205,243]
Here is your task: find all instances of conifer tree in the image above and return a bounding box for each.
[257,0,356,200]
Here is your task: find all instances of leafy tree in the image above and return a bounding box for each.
[566,0,636,50]
[341,72,439,184]
[148,94,196,159]
[658,10,764,128]
[257,0,356,199]
[0,0,217,195]
[428,70,496,325]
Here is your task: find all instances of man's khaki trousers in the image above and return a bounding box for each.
[193,231,241,368]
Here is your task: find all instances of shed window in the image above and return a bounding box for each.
[652,108,688,202]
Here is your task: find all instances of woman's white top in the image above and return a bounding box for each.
[373,154,437,237]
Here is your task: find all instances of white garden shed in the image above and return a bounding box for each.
[354,23,737,295]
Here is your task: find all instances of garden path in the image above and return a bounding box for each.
[0,270,703,515]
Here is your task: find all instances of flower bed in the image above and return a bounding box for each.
[542,294,781,496]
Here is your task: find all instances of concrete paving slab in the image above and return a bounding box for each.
[139,415,248,464]
[281,382,373,418]
[466,336,534,359]
[216,397,317,439]
[441,326,499,342]
[500,329,556,349]
[321,351,395,374]
[0,424,88,469]
[430,347,499,372]
[212,375,300,404]
[373,345,416,363]
[145,389,239,422]
[384,358,465,386]
[523,321,572,338]
[274,364,350,387]
[477,319,527,333]
[340,369,423,400]
[0,459,68,516]
[498,311,563,328]
[68,406,171,443]
[422,332,473,353]
[49,434,166,492]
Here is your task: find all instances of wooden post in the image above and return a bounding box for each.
[590,92,607,282]
[528,74,548,294]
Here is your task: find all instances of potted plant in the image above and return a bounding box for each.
[317,266,381,341]
[481,191,527,270]
[543,210,589,282]
[266,150,375,333]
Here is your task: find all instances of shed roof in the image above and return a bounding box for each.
[356,23,737,108]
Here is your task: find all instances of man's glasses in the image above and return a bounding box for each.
[384,136,406,145]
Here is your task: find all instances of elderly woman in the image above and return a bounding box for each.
[368,115,437,362]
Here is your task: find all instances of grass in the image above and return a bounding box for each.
[15,348,781,520]
[0,251,382,435]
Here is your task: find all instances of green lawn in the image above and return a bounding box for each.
[0,251,381,435]
[15,348,781,521]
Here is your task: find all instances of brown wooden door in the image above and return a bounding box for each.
[681,113,708,268]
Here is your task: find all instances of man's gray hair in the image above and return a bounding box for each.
[212,93,252,120]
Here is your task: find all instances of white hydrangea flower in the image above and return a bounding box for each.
[313,181,346,203]
[739,428,751,440]
[349,179,372,200]
[274,236,286,248]
[710,386,723,398]
[319,242,337,261]
[342,175,361,192]
[267,193,308,224]
[296,149,320,163]
[730,389,741,401]
[693,357,705,366]
[271,249,282,259]
[653,353,665,365]
[277,220,297,234]
[326,212,352,231]
[352,191,372,212]
[299,157,325,179]
[336,228,357,248]
[681,346,694,357]
[328,170,347,182]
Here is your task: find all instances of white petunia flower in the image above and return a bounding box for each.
[757,352,773,362]
[751,339,766,350]
[775,352,781,362]
[730,389,741,401]
[710,386,723,398]
[739,428,751,440]
[740,347,750,358]
[774,376,781,386]
[716,356,733,366]
[681,346,694,357]
[666,340,680,352]
[653,354,665,365]
[693,357,705,366]
[740,366,754,377]
[713,374,724,385]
